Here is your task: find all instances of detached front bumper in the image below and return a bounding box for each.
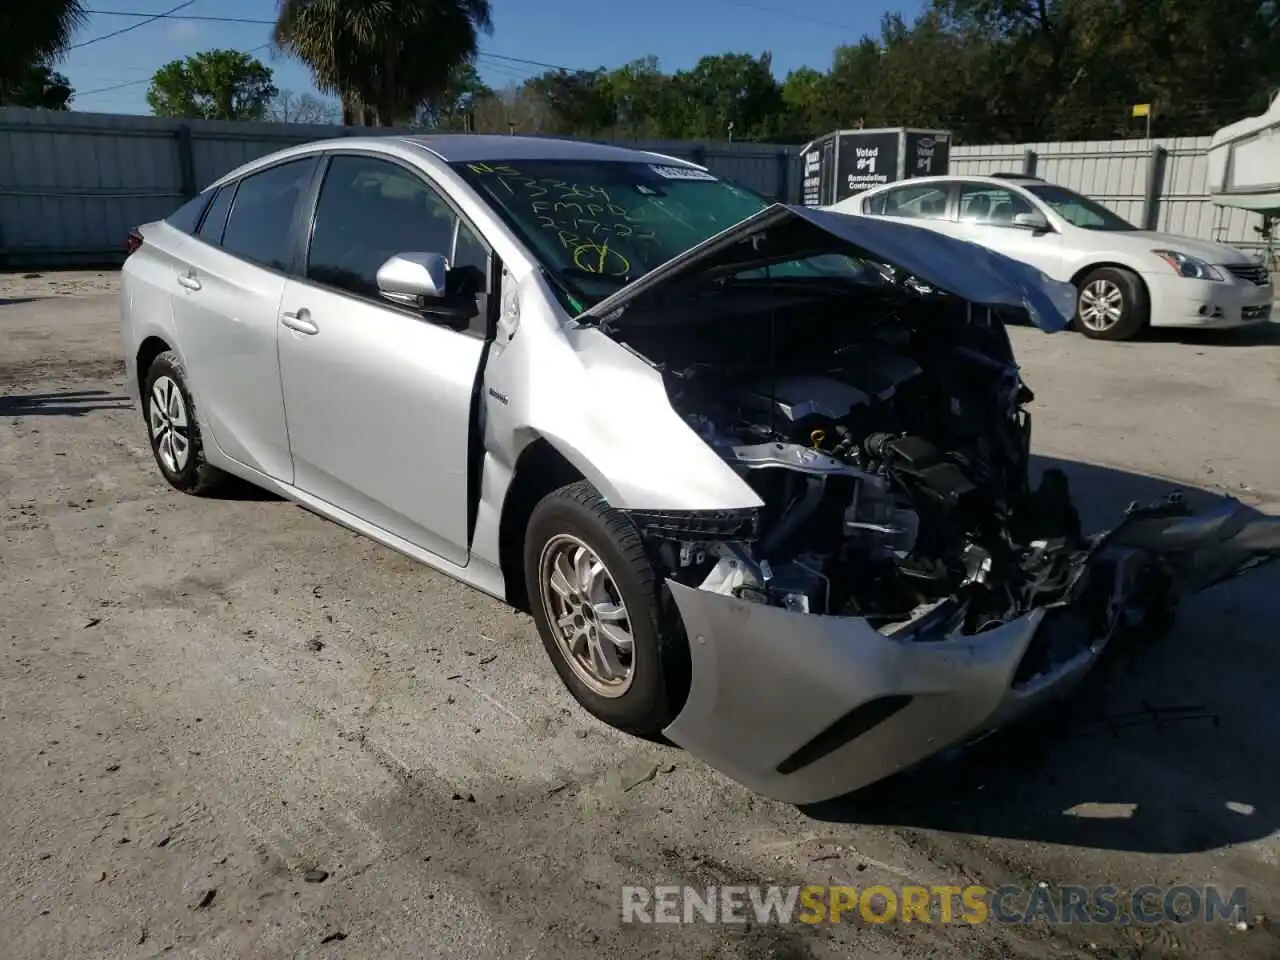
[660,549,1161,805]
[659,495,1280,805]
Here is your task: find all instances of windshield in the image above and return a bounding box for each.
[451,159,881,310]
[1023,183,1137,232]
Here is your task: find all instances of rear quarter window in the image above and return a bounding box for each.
[164,192,214,234]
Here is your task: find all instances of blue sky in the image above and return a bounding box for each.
[61,0,926,115]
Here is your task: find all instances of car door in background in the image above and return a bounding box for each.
[953,182,1066,278]
[276,153,494,566]
[861,182,960,238]
[171,157,319,483]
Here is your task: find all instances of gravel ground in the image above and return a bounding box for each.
[2,271,1279,960]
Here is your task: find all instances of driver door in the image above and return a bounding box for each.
[954,182,1065,279]
[277,153,494,565]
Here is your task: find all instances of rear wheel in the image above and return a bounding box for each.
[142,351,226,495]
[523,480,689,735]
[1074,266,1149,341]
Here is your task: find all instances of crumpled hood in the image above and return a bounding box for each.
[794,206,1078,330]
[578,202,1079,333]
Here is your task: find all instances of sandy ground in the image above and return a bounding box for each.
[2,271,1280,960]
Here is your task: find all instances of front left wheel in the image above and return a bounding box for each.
[142,350,226,495]
[523,480,689,735]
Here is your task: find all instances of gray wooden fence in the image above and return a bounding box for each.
[0,106,1268,266]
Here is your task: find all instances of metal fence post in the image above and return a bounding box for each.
[775,150,792,201]
[1142,145,1167,231]
[1023,149,1038,177]
[174,124,197,200]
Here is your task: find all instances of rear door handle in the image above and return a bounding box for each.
[176,272,201,291]
[281,308,319,335]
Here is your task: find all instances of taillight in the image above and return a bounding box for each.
[125,229,143,255]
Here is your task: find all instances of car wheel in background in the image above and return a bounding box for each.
[142,350,226,495]
[524,480,690,735]
[1074,266,1149,341]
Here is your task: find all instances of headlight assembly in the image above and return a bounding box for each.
[1152,249,1224,281]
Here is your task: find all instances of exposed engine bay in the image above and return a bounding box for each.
[614,284,1096,634]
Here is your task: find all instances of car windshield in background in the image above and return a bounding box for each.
[452,159,881,310]
[1024,183,1137,231]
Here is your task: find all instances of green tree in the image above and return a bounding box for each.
[0,0,86,106]
[523,69,617,135]
[147,50,278,121]
[669,53,783,139]
[420,61,494,130]
[607,57,672,139]
[273,0,494,127]
[1,63,74,110]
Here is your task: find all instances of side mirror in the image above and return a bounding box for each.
[1012,211,1051,232]
[376,252,447,307]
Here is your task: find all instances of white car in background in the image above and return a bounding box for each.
[833,173,1274,340]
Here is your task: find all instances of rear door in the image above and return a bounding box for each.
[171,157,319,482]
[953,181,1066,279]
[276,152,495,565]
[861,181,960,238]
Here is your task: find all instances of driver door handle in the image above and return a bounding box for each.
[281,308,319,335]
[176,271,201,291]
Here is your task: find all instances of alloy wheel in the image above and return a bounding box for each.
[148,375,191,474]
[537,534,635,698]
[1078,279,1124,332]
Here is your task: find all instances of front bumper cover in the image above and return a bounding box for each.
[659,496,1280,805]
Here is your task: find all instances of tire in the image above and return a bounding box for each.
[1073,266,1149,341]
[523,480,689,735]
[141,350,226,495]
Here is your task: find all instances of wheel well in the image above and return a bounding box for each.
[1071,261,1147,291]
[498,438,584,611]
[1070,263,1151,317]
[135,336,171,395]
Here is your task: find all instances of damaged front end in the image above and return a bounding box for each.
[583,205,1280,804]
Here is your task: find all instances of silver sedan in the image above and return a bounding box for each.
[120,135,1280,804]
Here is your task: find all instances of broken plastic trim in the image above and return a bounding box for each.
[625,508,761,542]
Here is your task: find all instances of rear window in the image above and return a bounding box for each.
[164,192,214,235]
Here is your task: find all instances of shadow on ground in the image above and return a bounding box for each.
[799,456,1280,855]
[0,297,47,306]
[1145,320,1280,347]
[0,389,131,416]
[209,476,285,501]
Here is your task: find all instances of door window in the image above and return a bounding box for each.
[864,183,950,220]
[220,158,317,272]
[306,155,487,301]
[197,184,235,245]
[958,184,1036,226]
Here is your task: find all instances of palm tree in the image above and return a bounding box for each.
[1,1,87,103]
[274,0,493,127]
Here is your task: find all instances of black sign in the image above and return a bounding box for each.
[905,132,949,178]
[835,131,899,200]
[800,138,826,207]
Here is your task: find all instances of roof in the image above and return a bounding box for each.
[392,133,704,167]
[857,173,1047,192]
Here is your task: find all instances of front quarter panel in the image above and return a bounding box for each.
[485,273,762,512]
